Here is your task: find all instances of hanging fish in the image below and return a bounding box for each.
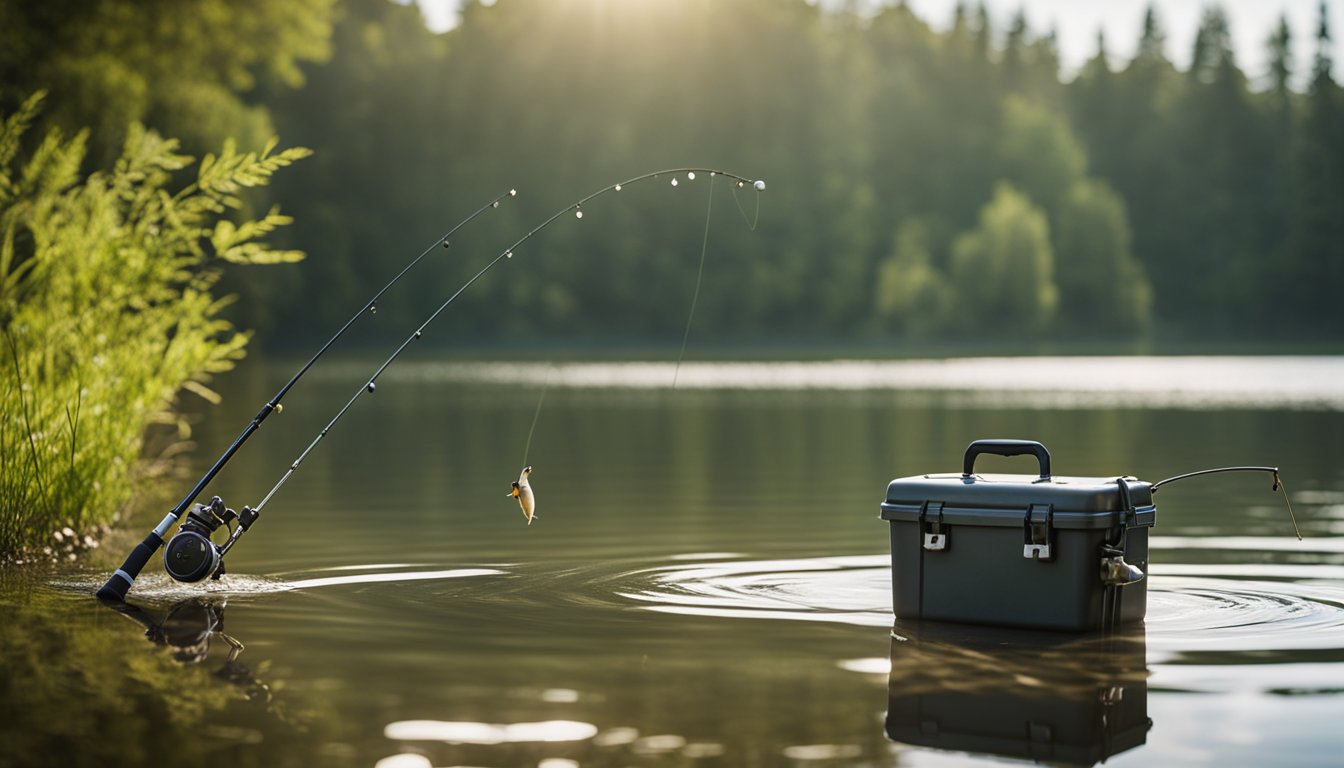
[508,465,536,525]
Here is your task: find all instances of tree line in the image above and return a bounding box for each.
[4,0,1342,346]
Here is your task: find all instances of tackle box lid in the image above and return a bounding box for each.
[881,440,1155,529]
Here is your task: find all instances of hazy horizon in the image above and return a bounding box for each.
[414,0,1343,89]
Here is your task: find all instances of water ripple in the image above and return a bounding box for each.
[616,555,892,628]
[56,556,1344,658]
[1147,575,1344,653]
[614,555,1344,654]
[54,566,505,603]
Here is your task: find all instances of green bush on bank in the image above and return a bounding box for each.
[0,93,308,558]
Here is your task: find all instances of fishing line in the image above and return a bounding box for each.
[100,170,762,599]
[673,176,716,388]
[731,179,762,230]
[1274,473,1303,541]
[269,188,519,410]
[204,188,520,513]
[524,173,728,458]
[251,168,764,515]
[521,377,547,467]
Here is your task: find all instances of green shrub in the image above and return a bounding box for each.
[0,92,309,557]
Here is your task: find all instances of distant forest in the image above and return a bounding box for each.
[4,0,1342,345]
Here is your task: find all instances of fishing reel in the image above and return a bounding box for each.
[163,495,258,582]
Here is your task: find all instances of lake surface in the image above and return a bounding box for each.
[5,355,1344,767]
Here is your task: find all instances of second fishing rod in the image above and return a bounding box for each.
[98,168,764,600]
[95,187,518,602]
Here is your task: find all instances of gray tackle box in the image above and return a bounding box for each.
[880,440,1156,631]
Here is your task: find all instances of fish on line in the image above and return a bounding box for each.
[508,465,537,525]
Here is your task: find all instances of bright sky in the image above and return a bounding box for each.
[903,0,1343,87]
[414,0,1343,88]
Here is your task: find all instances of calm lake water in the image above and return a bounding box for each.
[5,355,1344,768]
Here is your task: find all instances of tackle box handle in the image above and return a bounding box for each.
[963,439,1052,480]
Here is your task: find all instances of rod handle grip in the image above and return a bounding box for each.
[963,439,1052,480]
[95,533,163,602]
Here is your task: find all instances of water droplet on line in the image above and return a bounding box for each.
[509,189,517,197]
[506,251,513,259]
[614,184,622,192]
[575,209,583,219]
[687,172,696,180]
[671,178,679,187]
[492,201,499,208]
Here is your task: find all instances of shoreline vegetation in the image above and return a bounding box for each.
[0,94,307,558]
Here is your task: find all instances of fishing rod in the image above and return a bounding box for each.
[1152,465,1301,539]
[96,188,519,601]
[97,168,764,600]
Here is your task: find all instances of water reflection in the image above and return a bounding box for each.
[362,356,1344,409]
[15,355,1344,766]
[0,583,338,768]
[383,718,599,744]
[105,597,271,701]
[107,597,241,664]
[885,622,1151,766]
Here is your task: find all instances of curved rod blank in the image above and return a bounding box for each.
[1152,464,1301,540]
[1151,466,1280,491]
[252,168,762,514]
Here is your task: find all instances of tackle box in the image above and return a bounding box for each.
[884,622,1151,764]
[880,440,1156,631]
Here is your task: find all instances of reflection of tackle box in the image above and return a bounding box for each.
[885,622,1151,765]
[880,440,1156,631]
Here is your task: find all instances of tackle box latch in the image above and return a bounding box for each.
[1023,503,1054,561]
[921,501,947,551]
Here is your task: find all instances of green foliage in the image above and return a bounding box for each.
[996,95,1087,216]
[10,0,1339,350]
[258,0,1175,345]
[0,0,335,163]
[0,94,308,556]
[949,183,1058,335]
[1283,5,1344,338]
[1055,180,1151,335]
[873,219,951,338]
